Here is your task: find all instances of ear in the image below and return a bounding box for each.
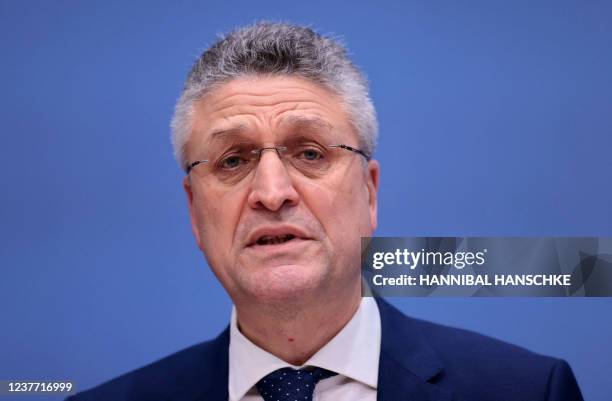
[183,176,204,249]
[365,159,380,231]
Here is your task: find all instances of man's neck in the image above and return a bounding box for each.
[234,284,362,366]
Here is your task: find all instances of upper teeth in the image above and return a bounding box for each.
[257,234,295,245]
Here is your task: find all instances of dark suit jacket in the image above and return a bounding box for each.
[68,298,584,401]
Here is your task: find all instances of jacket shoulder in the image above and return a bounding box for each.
[67,329,229,401]
[417,317,581,400]
[376,298,583,400]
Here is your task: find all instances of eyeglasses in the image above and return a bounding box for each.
[185,141,370,184]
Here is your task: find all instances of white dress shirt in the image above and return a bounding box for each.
[228,297,381,401]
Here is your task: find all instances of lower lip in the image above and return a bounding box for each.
[246,238,312,254]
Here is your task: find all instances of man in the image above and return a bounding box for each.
[69,22,584,401]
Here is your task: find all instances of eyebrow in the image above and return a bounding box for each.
[280,115,333,132]
[206,123,248,142]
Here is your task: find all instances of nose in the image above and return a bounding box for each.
[247,148,300,211]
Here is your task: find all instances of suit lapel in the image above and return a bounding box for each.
[169,327,230,401]
[376,298,453,401]
[196,328,230,401]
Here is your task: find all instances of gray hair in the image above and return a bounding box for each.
[171,21,378,170]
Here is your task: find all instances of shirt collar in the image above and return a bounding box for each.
[228,297,381,401]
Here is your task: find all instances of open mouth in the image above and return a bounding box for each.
[256,234,296,246]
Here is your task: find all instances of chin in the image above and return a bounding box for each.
[240,263,329,304]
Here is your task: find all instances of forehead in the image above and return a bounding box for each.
[189,76,354,146]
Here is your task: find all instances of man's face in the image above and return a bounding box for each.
[183,76,379,305]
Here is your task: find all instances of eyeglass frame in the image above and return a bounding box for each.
[184,143,371,175]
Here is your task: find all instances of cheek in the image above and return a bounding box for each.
[194,188,245,255]
[303,178,372,245]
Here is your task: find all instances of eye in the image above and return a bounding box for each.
[219,155,246,169]
[299,148,324,161]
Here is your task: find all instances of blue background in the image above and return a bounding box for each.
[1,1,611,400]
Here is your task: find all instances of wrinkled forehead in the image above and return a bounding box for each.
[206,115,334,147]
[186,76,357,152]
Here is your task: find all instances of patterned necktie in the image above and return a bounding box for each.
[255,367,338,401]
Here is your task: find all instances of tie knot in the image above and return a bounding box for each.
[255,367,337,401]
